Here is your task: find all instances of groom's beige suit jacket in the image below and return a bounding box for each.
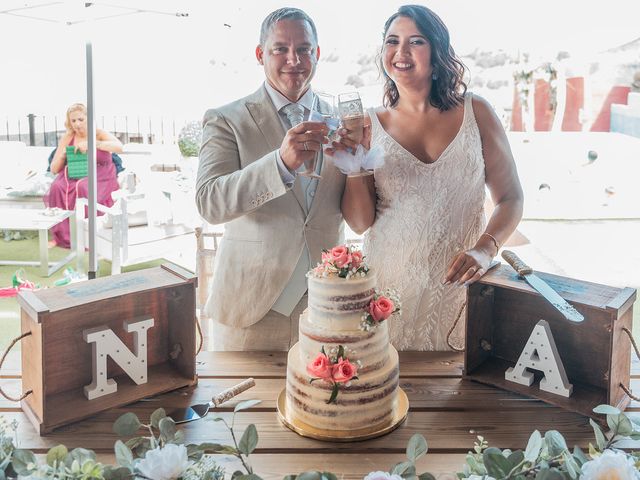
[195,85,346,328]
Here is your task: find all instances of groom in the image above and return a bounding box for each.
[195,7,346,351]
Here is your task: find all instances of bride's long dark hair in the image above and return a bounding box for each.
[380,5,467,111]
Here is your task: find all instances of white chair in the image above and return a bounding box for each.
[75,193,193,275]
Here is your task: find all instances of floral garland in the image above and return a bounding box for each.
[307,345,360,404]
[0,404,639,478]
[308,245,369,279]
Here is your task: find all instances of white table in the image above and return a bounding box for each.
[0,208,76,276]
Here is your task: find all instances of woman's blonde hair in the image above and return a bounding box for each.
[64,103,87,133]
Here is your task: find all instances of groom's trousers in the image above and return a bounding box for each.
[211,294,306,351]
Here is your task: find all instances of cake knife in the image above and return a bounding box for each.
[171,377,256,424]
[501,250,584,323]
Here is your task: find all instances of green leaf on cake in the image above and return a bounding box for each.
[327,384,340,404]
[113,412,141,436]
[337,345,345,361]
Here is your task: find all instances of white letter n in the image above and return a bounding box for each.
[83,318,155,400]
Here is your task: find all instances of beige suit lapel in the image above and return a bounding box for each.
[245,86,306,212]
[306,150,330,220]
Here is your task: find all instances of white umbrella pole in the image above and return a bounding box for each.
[86,41,98,279]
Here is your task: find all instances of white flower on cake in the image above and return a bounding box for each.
[360,288,402,331]
[308,244,369,279]
[364,472,404,480]
[136,443,190,480]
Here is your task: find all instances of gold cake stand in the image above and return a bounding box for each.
[276,387,409,442]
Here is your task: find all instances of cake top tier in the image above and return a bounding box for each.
[307,244,370,280]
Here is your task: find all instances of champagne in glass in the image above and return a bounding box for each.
[300,92,338,178]
[338,92,364,146]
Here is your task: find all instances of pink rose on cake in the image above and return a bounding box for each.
[307,345,360,404]
[368,297,395,322]
[330,245,349,264]
[332,358,358,383]
[308,244,369,279]
[306,353,333,380]
[361,289,402,331]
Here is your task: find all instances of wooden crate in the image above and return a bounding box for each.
[17,263,198,434]
[464,264,637,420]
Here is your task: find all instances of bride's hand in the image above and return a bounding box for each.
[325,117,372,156]
[443,248,493,286]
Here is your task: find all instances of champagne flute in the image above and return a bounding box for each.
[301,92,339,178]
[338,92,370,176]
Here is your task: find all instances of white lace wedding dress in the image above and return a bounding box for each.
[364,93,486,351]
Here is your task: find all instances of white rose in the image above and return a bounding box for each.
[581,449,640,480]
[136,443,191,480]
[363,471,403,480]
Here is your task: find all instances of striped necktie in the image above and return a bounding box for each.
[282,103,304,128]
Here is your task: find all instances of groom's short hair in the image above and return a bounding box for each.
[259,7,318,46]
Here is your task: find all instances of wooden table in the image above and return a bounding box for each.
[1,351,639,478]
[0,207,76,276]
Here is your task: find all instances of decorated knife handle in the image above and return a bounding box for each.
[211,378,256,407]
[501,250,533,276]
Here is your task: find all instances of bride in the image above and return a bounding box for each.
[337,5,524,350]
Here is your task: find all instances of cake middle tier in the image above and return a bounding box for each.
[299,310,390,374]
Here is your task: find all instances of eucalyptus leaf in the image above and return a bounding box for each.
[235,475,263,480]
[392,460,414,476]
[113,412,141,436]
[46,444,68,466]
[406,433,428,461]
[296,472,322,480]
[544,430,568,457]
[525,430,543,463]
[507,450,524,468]
[114,440,133,468]
[536,467,567,480]
[418,474,436,480]
[103,467,133,480]
[159,416,177,441]
[150,407,167,428]
[321,472,338,480]
[483,447,511,479]
[572,446,589,466]
[283,475,297,480]
[589,419,607,451]
[11,449,37,475]
[607,413,634,437]
[593,404,621,415]
[239,424,259,455]
[174,429,186,445]
[232,470,244,479]
[561,451,578,479]
[234,399,262,413]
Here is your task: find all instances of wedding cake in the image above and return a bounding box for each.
[285,245,401,432]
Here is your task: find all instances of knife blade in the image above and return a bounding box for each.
[501,250,584,323]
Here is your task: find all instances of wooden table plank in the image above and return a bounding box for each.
[52,453,466,479]
[194,351,464,378]
[5,408,603,453]
[0,377,579,412]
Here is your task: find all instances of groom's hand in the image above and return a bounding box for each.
[280,121,328,171]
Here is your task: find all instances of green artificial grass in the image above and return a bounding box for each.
[0,236,166,350]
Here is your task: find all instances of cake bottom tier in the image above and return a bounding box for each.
[285,343,399,431]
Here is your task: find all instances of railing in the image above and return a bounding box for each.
[3,114,195,146]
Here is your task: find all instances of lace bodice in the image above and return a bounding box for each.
[364,93,486,351]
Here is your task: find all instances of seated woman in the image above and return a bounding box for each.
[45,103,123,248]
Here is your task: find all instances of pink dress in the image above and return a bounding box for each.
[44,136,119,248]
